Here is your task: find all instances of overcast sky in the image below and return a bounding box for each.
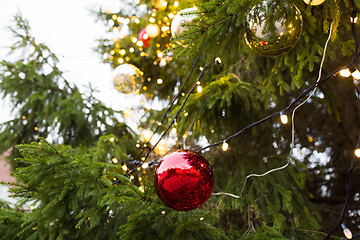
[0,0,142,124]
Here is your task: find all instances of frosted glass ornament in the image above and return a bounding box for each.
[244,1,303,56]
[303,0,326,5]
[146,24,160,38]
[113,64,143,94]
[171,8,198,38]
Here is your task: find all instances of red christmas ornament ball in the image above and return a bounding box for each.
[154,150,214,211]
[138,28,151,48]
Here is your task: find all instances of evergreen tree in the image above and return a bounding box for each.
[1,0,360,239]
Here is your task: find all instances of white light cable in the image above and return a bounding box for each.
[213,22,334,199]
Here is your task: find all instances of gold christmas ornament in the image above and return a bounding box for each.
[303,0,326,5]
[145,24,160,38]
[244,0,303,56]
[113,64,143,94]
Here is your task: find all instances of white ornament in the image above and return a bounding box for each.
[171,8,198,38]
[145,24,160,38]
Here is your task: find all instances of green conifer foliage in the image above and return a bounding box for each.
[1,0,360,239]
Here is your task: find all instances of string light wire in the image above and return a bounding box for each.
[124,64,208,177]
[211,22,334,198]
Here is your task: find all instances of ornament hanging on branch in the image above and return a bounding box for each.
[113,64,143,94]
[171,8,198,39]
[145,23,160,38]
[244,0,303,56]
[138,28,151,48]
[154,150,214,211]
[303,0,326,5]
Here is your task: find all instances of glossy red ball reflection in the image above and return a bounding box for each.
[154,150,214,211]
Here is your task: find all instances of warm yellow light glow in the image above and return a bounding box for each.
[199,217,204,221]
[161,26,170,32]
[161,210,166,215]
[174,1,179,7]
[184,112,189,117]
[162,1,167,7]
[143,86,147,90]
[125,18,130,24]
[280,114,288,124]
[130,38,137,44]
[123,108,132,118]
[169,13,174,19]
[118,58,124,64]
[142,162,149,169]
[109,137,115,142]
[340,68,351,77]
[143,33,149,40]
[129,47,135,53]
[110,50,115,55]
[154,139,169,155]
[149,17,156,23]
[197,85,203,93]
[157,52,164,58]
[130,175,134,180]
[137,41,144,47]
[355,148,360,157]
[160,58,167,66]
[34,126,39,131]
[351,69,360,80]
[146,24,160,38]
[215,57,222,64]
[222,142,229,151]
[171,127,177,134]
[139,186,145,192]
[122,164,128,171]
[29,205,35,210]
[199,67,204,71]
[157,78,163,84]
[112,158,119,163]
[112,15,117,20]
[117,17,123,23]
[135,18,140,24]
[22,115,26,119]
[136,143,140,148]
[119,49,126,55]
[351,16,358,23]
[342,224,353,239]
[140,129,153,142]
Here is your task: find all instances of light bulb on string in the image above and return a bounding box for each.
[351,69,360,80]
[280,112,288,124]
[142,162,149,169]
[355,148,360,157]
[351,10,358,23]
[339,65,360,79]
[222,141,229,151]
[340,68,351,77]
[341,223,353,239]
[122,164,128,171]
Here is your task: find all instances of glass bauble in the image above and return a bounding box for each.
[171,8,198,38]
[113,64,143,94]
[154,150,214,211]
[244,1,303,56]
[146,24,160,38]
[138,28,151,48]
[303,0,326,5]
